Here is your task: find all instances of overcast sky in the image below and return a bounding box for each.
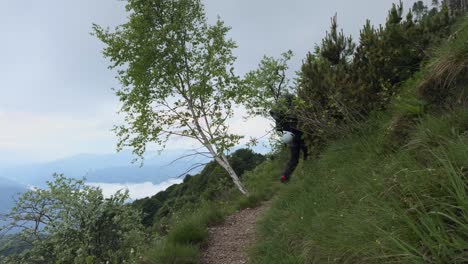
[0,0,425,165]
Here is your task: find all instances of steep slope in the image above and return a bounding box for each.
[251,16,468,264]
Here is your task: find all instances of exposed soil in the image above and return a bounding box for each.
[201,202,271,264]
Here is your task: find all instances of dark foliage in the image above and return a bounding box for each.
[296,1,455,151]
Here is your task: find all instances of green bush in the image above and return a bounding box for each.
[194,203,225,227]
[297,2,454,148]
[141,240,199,264]
[167,219,208,245]
[237,192,266,210]
[0,175,144,264]
[419,16,468,108]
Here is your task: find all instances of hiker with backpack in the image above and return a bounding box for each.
[270,94,308,183]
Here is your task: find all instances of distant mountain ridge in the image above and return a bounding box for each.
[0,150,208,187]
[0,177,26,224]
[0,143,270,188]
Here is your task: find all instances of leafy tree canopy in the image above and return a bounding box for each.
[0,174,143,264]
[93,0,249,194]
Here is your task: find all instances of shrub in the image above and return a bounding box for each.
[419,16,468,108]
[237,192,266,210]
[194,204,225,227]
[141,240,199,264]
[297,2,454,148]
[0,174,144,263]
[167,219,208,245]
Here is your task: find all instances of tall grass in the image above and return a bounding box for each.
[251,107,468,263]
[419,16,468,107]
[140,203,223,264]
[140,241,200,264]
[387,112,468,263]
[251,16,468,263]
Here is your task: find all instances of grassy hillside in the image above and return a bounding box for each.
[251,16,468,264]
[134,6,466,264]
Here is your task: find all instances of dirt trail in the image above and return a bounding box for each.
[201,202,271,264]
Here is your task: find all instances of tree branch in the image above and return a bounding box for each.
[167,151,211,165]
[174,163,209,178]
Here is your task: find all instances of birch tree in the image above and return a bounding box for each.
[242,50,294,118]
[93,0,249,194]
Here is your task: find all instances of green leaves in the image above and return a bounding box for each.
[242,50,295,118]
[295,3,455,150]
[95,0,249,194]
[94,0,243,159]
[320,15,355,65]
[0,174,144,263]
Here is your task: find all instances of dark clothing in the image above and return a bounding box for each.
[270,109,308,179]
[283,131,308,178]
[269,109,300,134]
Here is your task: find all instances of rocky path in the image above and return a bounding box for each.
[201,202,271,264]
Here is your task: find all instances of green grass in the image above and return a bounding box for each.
[250,18,468,263]
[167,219,208,245]
[139,16,468,264]
[140,240,200,264]
[236,192,265,210]
[235,154,287,210]
[141,203,225,262]
[251,108,468,264]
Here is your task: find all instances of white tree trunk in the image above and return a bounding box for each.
[197,137,249,195]
[214,156,249,195]
[185,100,249,195]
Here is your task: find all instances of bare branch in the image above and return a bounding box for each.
[167,152,212,165]
[276,69,286,100]
[174,163,208,179]
[160,130,199,140]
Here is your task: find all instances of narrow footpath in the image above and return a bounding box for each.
[201,202,271,264]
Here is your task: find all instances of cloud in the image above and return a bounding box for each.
[87,178,184,200]
[0,0,126,115]
[0,108,118,162]
[229,107,273,142]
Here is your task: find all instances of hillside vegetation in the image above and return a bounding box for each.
[132,149,266,229]
[1,1,466,264]
[134,2,468,264]
[251,15,468,264]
